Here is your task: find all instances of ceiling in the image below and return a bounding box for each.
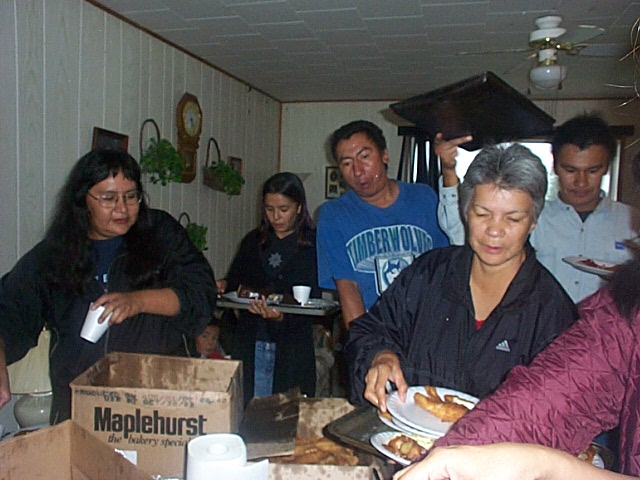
[90,0,640,103]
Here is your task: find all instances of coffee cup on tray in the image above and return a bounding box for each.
[292,286,311,305]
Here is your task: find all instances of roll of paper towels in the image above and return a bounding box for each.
[187,433,268,480]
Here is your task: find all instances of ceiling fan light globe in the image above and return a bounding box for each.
[529,27,566,45]
[530,64,567,89]
[535,15,562,30]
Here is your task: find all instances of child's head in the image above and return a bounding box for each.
[195,324,220,357]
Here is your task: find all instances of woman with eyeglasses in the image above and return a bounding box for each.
[0,149,217,423]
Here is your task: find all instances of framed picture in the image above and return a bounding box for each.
[325,166,348,199]
[92,127,129,152]
[228,156,242,175]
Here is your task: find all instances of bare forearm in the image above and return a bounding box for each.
[335,280,366,327]
[441,168,460,187]
[94,288,181,325]
[134,288,181,316]
[394,443,636,480]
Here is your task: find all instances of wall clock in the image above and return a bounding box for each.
[176,92,202,183]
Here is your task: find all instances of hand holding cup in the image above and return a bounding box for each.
[80,303,112,343]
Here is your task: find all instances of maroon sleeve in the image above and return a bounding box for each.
[435,289,630,454]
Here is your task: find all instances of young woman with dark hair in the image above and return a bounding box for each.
[217,172,319,405]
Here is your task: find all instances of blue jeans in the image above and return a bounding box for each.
[254,341,276,398]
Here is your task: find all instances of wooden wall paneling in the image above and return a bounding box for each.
[16,2,46,256]
[137,32,151,151]
[198,66,214,265]
[103,14,122,130]
[207,69,226,276]
[44,0,81,234]
[214,74,233,276]
[79,4,106,156]
[170,53,186,220]
[0,0,18,274]
[142,37,166,212]
[120,22,141,148]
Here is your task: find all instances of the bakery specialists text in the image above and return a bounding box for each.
[94,407,207,438]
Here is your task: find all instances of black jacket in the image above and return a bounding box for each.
[0,209,216,421]
[345,244,578,404]
[225,229,318,405]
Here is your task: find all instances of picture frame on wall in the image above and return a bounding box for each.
[92,127,129,152]
[228,156,242,175]
[325,166,347,199]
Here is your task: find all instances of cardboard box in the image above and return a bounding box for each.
[70,352,243,479]
[268,398,393,479]
[0,420,151,479]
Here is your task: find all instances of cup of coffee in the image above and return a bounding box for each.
[292,286,311,305]
[80,303,112,343]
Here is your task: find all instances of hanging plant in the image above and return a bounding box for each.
[179,213,208,252]
[139,119,183,186]
[202,137,245,195]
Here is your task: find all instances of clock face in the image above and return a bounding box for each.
[182,101,201,137]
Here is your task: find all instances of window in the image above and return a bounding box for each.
[424,141,620,200]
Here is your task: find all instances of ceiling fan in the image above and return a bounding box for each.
[527,15,605,89]
[458,15,607,91]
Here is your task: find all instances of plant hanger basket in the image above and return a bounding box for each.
[179,212,208,252]
[203,137,225,192]
[138,118,183,185]
[139,118,161,158]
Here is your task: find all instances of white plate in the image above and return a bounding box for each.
[377,412,401,431]
[370,431,436,466]
[562,256,619,277]
[378,412,425,436]
[593,454,604,469]
[221,292,267,305]
[386,386,478,437]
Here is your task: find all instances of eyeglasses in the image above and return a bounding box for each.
[87,190,141,209]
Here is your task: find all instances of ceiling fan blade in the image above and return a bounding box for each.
[559,25,605,45]
[457,47,530,56]
[573,44,630,58]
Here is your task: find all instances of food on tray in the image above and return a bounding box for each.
[237,284,260,299]
[272,435,359,466]
[414,386,470,423]
[383,434,430,463]
[267,293,283,303]
[578,258,619,272]
[279,293,301,305]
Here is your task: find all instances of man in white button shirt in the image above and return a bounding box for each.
[437,113,640,303]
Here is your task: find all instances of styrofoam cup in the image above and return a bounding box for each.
[292,286,311,305]
[80,303,112,343]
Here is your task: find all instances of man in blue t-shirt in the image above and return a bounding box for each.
[316,120,450,327]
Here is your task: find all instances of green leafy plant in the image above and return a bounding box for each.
[203,161,245,195]
[139,137,183,186]
[185,221,208,252]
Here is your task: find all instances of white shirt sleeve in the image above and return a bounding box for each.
[437,176,465,246]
